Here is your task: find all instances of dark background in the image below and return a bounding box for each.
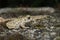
[0,0,60,8]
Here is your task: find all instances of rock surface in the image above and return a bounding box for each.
[0,7,60,40]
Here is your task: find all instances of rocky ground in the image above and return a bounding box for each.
[0,7,60,40]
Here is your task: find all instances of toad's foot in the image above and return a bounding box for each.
[20,26,29,29]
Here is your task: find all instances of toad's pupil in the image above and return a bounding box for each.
[28,17,30,19]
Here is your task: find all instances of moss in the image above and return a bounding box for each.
[8,33,21,40]
[56,37,60,40]
[55,25,60,27]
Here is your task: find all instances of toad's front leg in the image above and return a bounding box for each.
[20,24,29,29]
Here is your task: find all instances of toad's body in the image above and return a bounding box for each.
[6,15,48,29]
[6,15,32,29]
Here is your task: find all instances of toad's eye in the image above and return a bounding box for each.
[27,17,30,19]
